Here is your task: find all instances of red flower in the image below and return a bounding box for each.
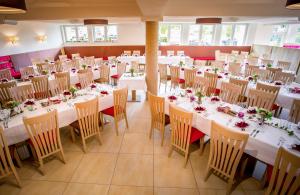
[181,68,184,71]
[218,75,222,79]
[112,65,116,68]
[194,106,206,112]
[100,91,108,95]
[63,91,71,96]
[28,75,34,78]
[1,78,8,82]
[211,97,220,102]
[248,76,253,81]
[247,109,257,114]
[51,71,56,74]
[90,84,97,89]
[168,96,177,101]
[235,121,249,128]
[186,89,192,93]
[274,81,282,85]
[197,71,202,74]
[24,100,35,105]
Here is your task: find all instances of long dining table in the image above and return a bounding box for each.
[3,84,114,146]
[163,91,300,166]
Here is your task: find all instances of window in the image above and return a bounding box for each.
[63,26,88,42]
[270,25,288,46]
[107,25,118,42]
[159,24,182,45]
[188,25,215,45]
[295,27,300,44]
[220,24,247,46]
[93,25,118,42]
[188,25,200,45]
[94,26,105,41]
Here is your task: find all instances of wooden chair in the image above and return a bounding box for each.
[240,51,249,56]
[205,121,249,195]
[204,72,218,96]
[84,56,95,67]
[245,65,259,77]
[265,147,300,195]
[70,98,102,152]
[211,61,225,72]
[148,92,170,146]
[31,76,49,100]
[131,61,139,72]
[158,64,169,91]
[256,82,280,102]
[184,68,196,88]
[220,82,242,104]
[194,60,206,67]
[10,84,35,102]
[0,69,13,80]
[267,67,282,81]
[289,99,300,123]
[274,72,295,84]
[167,50,175,56]
[193,77,209,96]
[231,50,239,55]
[0,81,16,105]
[23,110,66,175]
[20,66,35,80]
[35,63,46,75]
[46,63,56,73]
[168,105,206,167]
[50,77,69,96]
[94,65,110,84]
[246,89,276,111]
[261,59,274,66]
[54,72,70,90]
[54,61,63,72]
[132,50,140,56]
[170,66,181,90]
[229,78,248,102]
[247,57,259,66]
[58,55,68,61]
[123,51,131,56]
[176,50,184,56]
[253,69,270,81]
[101,88,129,135]
[78,71,94,89]
[110,63,126,85]
[71,53,80,59]
[228,63,241,76]
[0,126,21,187]
[277,60,291,70]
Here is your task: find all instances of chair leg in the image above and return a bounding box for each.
[60,150,66,164]
[204,167,212,181]
[199,137,205,156]
[99,113,104,131]
[97,132,103,145]
[226,179,233,195]
[184,152,189,168]
[14,147,23,167]
[81,137,87,153]
[114,118,119,136]
[11,165,22,187]
[38,158,45,175]
[149,122,153,140]
[124,113,129,129]
[161,127,165,146]
[70,127,75,142]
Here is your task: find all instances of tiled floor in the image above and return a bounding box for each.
[0,99,265,195]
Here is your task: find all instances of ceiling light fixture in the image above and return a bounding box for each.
[0,0,27,14]
[286,0,300,9]
[83,19,108,25]
[196,18,222,24]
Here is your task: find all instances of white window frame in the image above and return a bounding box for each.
[159,23,182,45]
[188,25,216,46]
[93,25,118,42]
[63,25,89,43]
[220,24,248,46]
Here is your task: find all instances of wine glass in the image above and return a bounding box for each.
[0,109,11,128]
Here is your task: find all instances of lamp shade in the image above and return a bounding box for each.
[286,0,300,9]
[84,19,108,25]
[196,18,222,24]
[0,0,27,14]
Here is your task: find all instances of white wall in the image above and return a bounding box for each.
[63,23,145,46]
[0,21,63,56]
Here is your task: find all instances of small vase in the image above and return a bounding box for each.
[197,97,202,105]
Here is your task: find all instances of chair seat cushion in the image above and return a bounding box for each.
[101,106,115,117]
[111,74,120,79]
[190,127,205,143]
[178,79,185,84]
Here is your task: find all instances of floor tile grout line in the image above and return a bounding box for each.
[189,155,201,195]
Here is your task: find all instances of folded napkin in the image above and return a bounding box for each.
[168,96,177,101]
[100,91,108,95]
[194,106,206,112]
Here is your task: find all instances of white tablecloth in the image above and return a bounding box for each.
[164,94,300,165]
[117,56,191,66]
[4,84,114,146]
[118,73,147,91]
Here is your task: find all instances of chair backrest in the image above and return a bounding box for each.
[253,69,270,81]
[240,51,249,56]
[71,53,80,59]
[54,72,70,90]
[0,69,12,80]
[123,51,131,56]
[131,61,139,72]
[193,77,209,96]
[220,82,242,104]
[46,63,56,73]
[247,57,259,66]
[23,110,63,160]
[0,81,16,103]
[0,126,20,183]
[117,63,127,76]
[228,63,241,76]
[10,84,35,102]
[35,63,46,74]
[204,72,218,96]
[211,61,225,71]
[20,66,35,79]
[169,105,193,154]
[84,56,95,66]
[158,64,168,81]
[256,82,280,100]
[231,50,239,55]
[132,50,140,56]
[274,72,295,84]
[167,50,175,56]
[148,92,166,130]
[113,88,128,120]
[74,98,100,139]
[277,60,291,70]
[59,55,68,61]
[194,60,206,67]
[245,65,259,77]
[261,59,274,66]
[184,68,196,88]
[177,50,184,56]
[266,147,300,195]
[54,61,63,72]
[229,77,248,97]
[267,67,282,81]
[78,71,94,89]
[247,89,276,111]
[289,99,300,123]
[208,121,249,180]
[169,66,180,83]
[31,76,49,100]
[99,64,110,81]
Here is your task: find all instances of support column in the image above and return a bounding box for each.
[145,21,158,95]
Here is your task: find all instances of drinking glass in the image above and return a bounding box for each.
[0,109,11,128]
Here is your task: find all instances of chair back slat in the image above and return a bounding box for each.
[220,82,242,104]
[184,68,196,88]
[0,69,12,80]
[229,77,248,98]
[289,99,300,123]
[113,88,128,121]
[193,77,209,96]
[31,76,49,100]
[204,72,218,96]
[78,71,93,89]
[256,82,280,105]
[0,81,16,103]
[247,89,276,111]
[245,65,259,77]
[10,84,35,102]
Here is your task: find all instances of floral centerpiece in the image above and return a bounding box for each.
[179,61,184,67]
[253,74,258,83]
[42,70,48,75]
[63,90,72,100]
[129,68,135,77]
[267,63,272,68]
[195,91,204,104]
[213,68,218,74]
[69,86,78,97]
[1,78,8,82]
[81,64,87,70]
[4,101,22,116]
[257,108,272,125]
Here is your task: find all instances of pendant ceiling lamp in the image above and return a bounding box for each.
[196,18,222,24]
[0,0,27,14]
[84,19,108,25]
[286,0,300,9]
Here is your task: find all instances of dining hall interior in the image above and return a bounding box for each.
[0,0,300,195]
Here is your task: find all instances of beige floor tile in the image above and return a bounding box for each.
[63,183,109,195]
[154,153,197,188]
[199,189,245,195]
[0,177,22,195]
[120,133,153,154]
[30,152,83,182]
[111,154,153,186]
[240,178,262,191]
[127,118,151,134]
[244,190,265,195]
[155,187,199,195]
[108,185,153,195]
[71,153,117,184]
[153,128,172,155]
[18,180,67,195]
[127,102,151,119]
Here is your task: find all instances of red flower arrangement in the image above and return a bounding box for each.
[168,95,177,101]
[100,91,108,95]
[94,68,98,71]
[197,71,202,75]
[24,100,35,106]
[247,108,257,114]
[190,96,195,102]
[51,71,56,75]
[235,121,249,129]
[28,75,34,78]
[248,76,253,81]
[186,89,192,93]
[90,84,97,89]
[274,81,282,86]
[181,68,184,71]
[224,72,229,76]
[194,106,206,112]
[112,65,116,68]
[218,75,223,79]
[1,78,8,82]
[211,97,220,102]
[63,91,71,96]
